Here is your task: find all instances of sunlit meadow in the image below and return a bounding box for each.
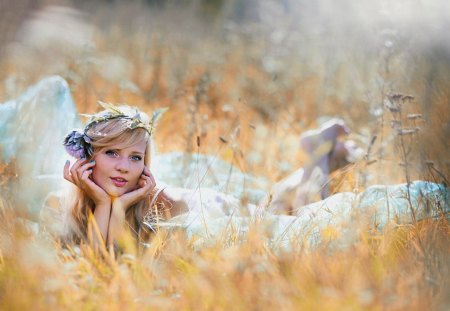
[0,0,449,310]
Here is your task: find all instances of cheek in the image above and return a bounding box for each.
[90,167,100,184]
[90,155,109,182]
[131,164,145,182]
[90,165,106,186]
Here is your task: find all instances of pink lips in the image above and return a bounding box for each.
[110,177,128,187]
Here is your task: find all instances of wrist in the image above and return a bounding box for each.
[95,201,112,210]
[112,197,131,211]
[95,197,112,206]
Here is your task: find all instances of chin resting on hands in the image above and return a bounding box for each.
[114,166,158,210]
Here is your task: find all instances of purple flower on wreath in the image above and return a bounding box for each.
[63,130,93,159]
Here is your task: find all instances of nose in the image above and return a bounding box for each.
[115,157,129,173]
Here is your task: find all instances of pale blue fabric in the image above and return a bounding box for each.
[0,76,79,216]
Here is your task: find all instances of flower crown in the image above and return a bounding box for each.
[64,101,167,159]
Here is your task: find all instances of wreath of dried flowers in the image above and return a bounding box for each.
[64,101,167,159]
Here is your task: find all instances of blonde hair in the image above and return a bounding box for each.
[67,114,153,243]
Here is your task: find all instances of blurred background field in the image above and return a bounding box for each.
[0,0,449,310]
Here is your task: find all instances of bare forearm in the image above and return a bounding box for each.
[107,200,126,245]
[93,203,112,245]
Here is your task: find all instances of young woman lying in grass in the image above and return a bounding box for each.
[40,102,186,247]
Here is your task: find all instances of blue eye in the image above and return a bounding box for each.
[105,150,118,157]
[131,155,143,161]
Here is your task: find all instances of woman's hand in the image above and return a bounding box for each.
[63,159,111,206]
[114,166,157,211]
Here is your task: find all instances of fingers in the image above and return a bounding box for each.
[147,173,156,187]
[63,160,73,183]
[141,174,156,190]
[65,158,96,188]
[142,166,151,177]
[69,158,85,185]
[135,174,157,199]
[120,176,154,207]
[80,168,101,190]
[81,168,93,181]
[117,171,159,209]
[140,166,156,188]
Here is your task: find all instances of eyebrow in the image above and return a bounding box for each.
[130,151,145,155]
[107,145,145,155]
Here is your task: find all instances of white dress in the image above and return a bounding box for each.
[2,76,449,248]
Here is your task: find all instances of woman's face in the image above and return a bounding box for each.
[91,139,147,197]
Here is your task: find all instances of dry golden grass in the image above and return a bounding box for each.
[0,208,449,310]
[0,1,449,310]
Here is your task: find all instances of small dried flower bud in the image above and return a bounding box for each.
[407,113,422,120]
[402,95,414,101]
[396,128,417,136]
[390,106,401,113]
[388,93,404,102]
